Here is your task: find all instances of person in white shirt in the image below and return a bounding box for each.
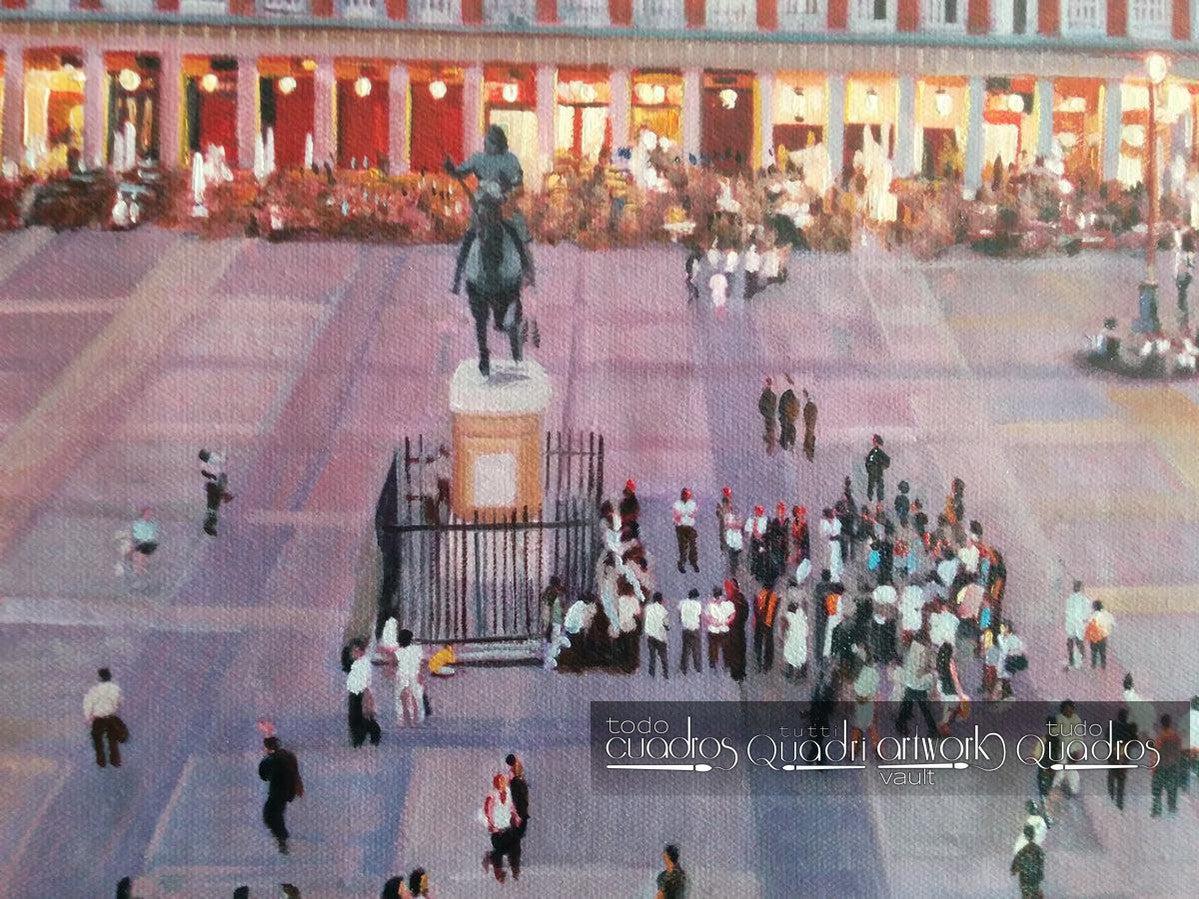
[781,598,809,681]
[935,553,960,591]
[84,667,125,768]
[819,508,843,584]
[1123,673,1156,739]
[672,487,699,574]
[705,587,733,671]
[198,448,234,537]
[564,595,594,637]
[957,540,980,576]
[678,589,703,674]
[393,629,425,726]
[346,639,381,747]
[761,244,780,283]
[743,243,762,299]
[929,600,960,649]
[483,772,523,882]
[873,583,898,608]
[1086,600,1115,670]
[1064,580,1089,670]
[899,581,925,641]
[709,271,729,315]
[720,495,744,575]
[643,593,670,679]
[1011,800,1049,857]
[996,621,1025,699]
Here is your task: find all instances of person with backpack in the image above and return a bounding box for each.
[1085,600,1115,670]
[258,736,302,855]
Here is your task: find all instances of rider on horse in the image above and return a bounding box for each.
[446,124,530,294]
[445,125,535,378]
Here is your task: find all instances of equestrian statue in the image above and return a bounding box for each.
[445,124,535,378]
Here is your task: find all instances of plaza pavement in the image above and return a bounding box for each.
[0,227,1197,897]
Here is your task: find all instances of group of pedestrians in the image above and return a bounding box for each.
[757,376,818,458]
[481,753,531,884]
[684,237,789,317]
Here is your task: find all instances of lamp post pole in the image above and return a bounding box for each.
[1136,56,1166,334]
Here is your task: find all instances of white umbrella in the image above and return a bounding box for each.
[123,119,137,172]
[265,127,276,175]
[253,132,267,181]
[304,132,314,170]
[191,151,207,217]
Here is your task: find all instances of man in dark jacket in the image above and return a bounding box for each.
[865,434,891,502]
[759,377,778,452]
[802,390,818,462]
[258,737,302,854]
[777,376,799,450]
[1010,825,1045,897]
[506,753,530,838]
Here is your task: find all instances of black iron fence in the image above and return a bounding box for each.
[374,432,604,644]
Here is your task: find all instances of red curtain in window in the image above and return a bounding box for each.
[702,87,753,174]
[337,80,390,168]
[199,90,238,162]
[273,77,314,168]
[410,83,464,174]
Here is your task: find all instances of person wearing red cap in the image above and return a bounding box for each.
[672,487,699,574]
[716,487,742,575]
[619,479,640,542]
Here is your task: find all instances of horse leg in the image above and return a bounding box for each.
[467,287,490,375]
[507,293,524,363]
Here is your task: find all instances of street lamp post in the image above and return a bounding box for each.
[1135,53,1169,334]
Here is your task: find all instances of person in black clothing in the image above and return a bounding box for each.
[777,377,799,450]
[801,390,818,462]
[911,499,928,545]
[727,580,749,683]
[1108,708,1137,811]
[506,753,530,838]
[258,736,302,855]
[759,377,778,452]
[894,481,911,528]
[865,434,890,502]
[684,245,701,304]
[198,449,235,537]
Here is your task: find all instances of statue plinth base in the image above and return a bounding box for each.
[449,359,552,520]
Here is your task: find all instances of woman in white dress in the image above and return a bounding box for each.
[819,507,843,584]
[393,629,425,725]
[781,599,809,681]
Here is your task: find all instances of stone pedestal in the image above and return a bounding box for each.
[449,359,552,520]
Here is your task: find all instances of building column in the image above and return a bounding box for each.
[682,68,701,163]
[159,48,182,168]
[2,44,25,165]
[534,64,556,189]
[964,75,985,195]
[463,64,484,157]
[826,74,845,185]
[388,63,409,174]
[1035,77,1054,160]
[83,46,106,168]
[608,68,630,153]
[756,70,773,169]
[236,55,259,170]
[895,74,916,178]
[314,58,335,169]
[1102,78,1122,183]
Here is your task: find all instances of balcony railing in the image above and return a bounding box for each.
[707,0,755,30]
[98,0,157,11]
[339,0,384,18]
[258,0,309,14]
[1127,0,1171,37]
[634,0,685,28]
[1062,0,1105,34]
[851,0,896,30]
[558,0,609,25]
[409,0,461,24]
[923,0,965,29]
[484,0,535,25]
[777,0,825,31]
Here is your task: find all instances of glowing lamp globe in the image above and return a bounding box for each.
[354,76,372,98]
[278,75,297,96]
[429,79,448,100]
[864,88,880,117]
[200,73,219,93]
[719,88,737,110]
[117,68,141,92]
[1008,93,1025,114]
[934,88,952,118]
[501,82,520,104]
[1146,53,1169,86]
